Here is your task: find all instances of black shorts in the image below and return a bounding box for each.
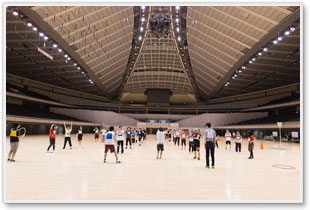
[157,144,164,151]
[193,139,200,151]
[78,134,83,141]
[95,133,99,139]
[226,141,231,145]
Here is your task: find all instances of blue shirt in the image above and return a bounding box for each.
[204,128,216,142]
[126,130,132,137]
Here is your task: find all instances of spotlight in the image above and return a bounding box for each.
[140,26,144,32]
[177,36,181,41]
[44,36,48,40]
[263,47,268,52]
[241,66,246,69]
[27,22,32,27]
[227,82,230,84]
[89,79,91,82]
[278,36,283,41]
[176,27,180,32]
[141,6,146,10]
[58,48,62,52]
[290,26,296,32]
[138,35,142,41]
[77,67,80,70]
[252,58,256,61]
[176,18,179,23]
[258,52,262,56]
[249,60,253,64]
[141,17,145,22]
[67,57,71,60]
[238,70,242,73]
[33,27,37,31]
[176,6,180,10]
[234,74,237,77]
[273,40,278,44]
[12,11,18,16]
[82,71,85,74]
[39,32,44,37]
[53,44,57,48]
[65,54,68,58]
[285,30,290,35]
[73,63,77,66]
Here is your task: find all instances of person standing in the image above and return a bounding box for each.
[180,130,187,150]
[125,127,132,149]
[188,130,194,153]
[131,129,136,145]
[192,129,201,160]
[235,131,242,153]
[103,126,121,163]
[63,122,72,149]
[8,124,24,162]
[175,130,180,146]
[156,127,167,159]
[77,126,83,148]
[168,129,172,142]
[116,126,125,154]
[204,123,217,168]
[93,127,99,144]
[225,130,232,151]
[248,131,255,159]
[47,124,58,152]
[138,128,142,146]
[100,127,106,142]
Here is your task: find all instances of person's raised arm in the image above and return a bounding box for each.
[63,122,66,129]
[70,121,72,130]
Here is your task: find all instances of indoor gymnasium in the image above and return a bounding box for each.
[3,4,302,202]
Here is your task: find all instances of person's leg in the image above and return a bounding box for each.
[69,137,72,148]
[52,139,55,151]
[225,141,227,150]
[198,147,200,160]
[211,143,215,167]
[10,142,19,161]
[117,141,120,153]
[159,151,162,159]
[206,143,210,166]
[63,137,67,149]
[239,143,241,152]
[47,138,53,151]
[121,141,124,153]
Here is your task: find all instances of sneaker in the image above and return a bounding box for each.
[193,156,197,159]
[103,159,106,163]
[206,166,210,168]
[62,148,65,149]
[52,150,55,153]
[198,157,200,160]
[46,150,50,153]
[156,157,158,159]
[10,159,15,162]
[7,159,10,161]
[116,160,121,163]
[212,166,215,169]
[125,147,128,149]
[130,147,132,149]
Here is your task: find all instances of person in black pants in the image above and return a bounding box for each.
[175,130,180,146]
[63,122,72,149]
[204,122,216,168]
[125,127,132,149]
[47,124,58,152]
[235,131,242,153]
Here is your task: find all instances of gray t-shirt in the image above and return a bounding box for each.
[204,128,216,142]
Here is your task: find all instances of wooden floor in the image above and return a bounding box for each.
[5,134,301,202]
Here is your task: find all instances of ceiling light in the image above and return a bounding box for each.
[141,6,146,10]
[77,67,80,70]
[73,63,77,66]
[58,48,62,52]
[39,32,44,37]
[176,18,179,23]
[176,27,180,32]
[82,71,85,74]
[273,40,278,44]
[64,54,68,58]
[258,52,262,56]
[249,60,253,64]
[290,26,296,32]
[27,23,32,27]
[285,30,290,35]
[13,11,18,16]
[176,6,180,10]
[44,36,48,40]
[241,66,246,69]
[277,36,283,41]
[227,82,230,84]
[53,44,57,48]
[141,17,145,22]
[138,35,142,41]
[263,47,268,52]
[140,26,144,32]
[252,58,256,61]
[67,57,71,60]
[238,70,242,73]
[177,36,181,41]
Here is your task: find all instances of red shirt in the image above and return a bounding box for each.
[181,133,186,140]
[249,135,255,143]
[49,129,56,138]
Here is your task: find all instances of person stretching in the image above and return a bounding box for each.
[63,122,72,149]
[156,127,167,159]
[47,124,58,152]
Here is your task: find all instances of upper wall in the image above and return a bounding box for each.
[50,107,140,126]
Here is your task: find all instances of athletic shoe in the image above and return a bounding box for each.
[156,157,158,159]
[103,159,106,163]
[116,160,121,163]
[212,166,215,169]
[10,159,15,162]
[130,147,132,149]
[193,156,197,159]
[62,148,65,149]
[205,166,210,168]
[7,159,10,161]
[198,157,200,160]
[125,147,127,149]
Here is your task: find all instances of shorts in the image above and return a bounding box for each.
[157,144,164,151]
[181,139,186,146]
[95,133,99,139]
[10,142,19,154]
[104,145,115,153]
[193,139,200,151]
[78,134,83,141]
[226,141,231,145]
[131,138,135,143]
[169,134,171,138]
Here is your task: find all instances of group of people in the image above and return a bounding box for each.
[8,122,256,166]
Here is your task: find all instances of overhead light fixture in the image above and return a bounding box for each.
[176,18,179,23]
[176,27,180,32]
[67,57,71,60]
[140,26,144,32]
[138,35,142,41]
[141,6,146,10]
[64,54,68,58]
[77,67,80,70]
[39,32,44,37]
[277,36,283,41]
[273,40,278,44]
[176,6,180,10]
[27,22,32,27]
[33,27,37,31]
[258,52,262,56]
[12,11,18,16]
[82,71,85,74]
[263,47,268,52]
[290,26,296,32]
[241,66,246,69]
[53,44,57,48]
[44,36,48,40]
[73,63,77,66]
[141,17,145,22]
[58,48,62,52]
[249,60,253,64]
[252,58,256,61]
[177,36,181,41]
[285,30,290,35]
[238,70,242,73]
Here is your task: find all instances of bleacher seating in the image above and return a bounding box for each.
[7,83,54,101]
[6,104,85,122]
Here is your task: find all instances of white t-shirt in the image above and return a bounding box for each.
[225,132,231,141]
[175,131,180,137]
[156,131,165,144]
[105,131,115,145]
[236,135,242,143]
[65,129,71,137]
[101,129,106,136]
[116,130,124,141]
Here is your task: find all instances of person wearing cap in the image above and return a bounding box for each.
[204,122,217,168]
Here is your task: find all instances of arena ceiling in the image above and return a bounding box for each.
[6,5,300,104]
